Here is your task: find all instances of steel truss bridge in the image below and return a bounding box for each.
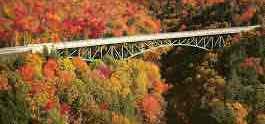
[0,25,260,61]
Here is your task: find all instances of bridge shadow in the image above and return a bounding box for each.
[160,46,218,124]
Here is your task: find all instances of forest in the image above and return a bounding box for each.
[0,0,264,124]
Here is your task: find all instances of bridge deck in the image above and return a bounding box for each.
[0,25,260,55]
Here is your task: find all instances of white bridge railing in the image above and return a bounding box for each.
[0,25,260,59]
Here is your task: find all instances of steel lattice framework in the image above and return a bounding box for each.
[0,25,260,61]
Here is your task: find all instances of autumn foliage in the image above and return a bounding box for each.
[0,53,168,124]
[0,0,160,47]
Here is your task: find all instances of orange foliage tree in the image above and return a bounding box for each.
[0,0,160,47]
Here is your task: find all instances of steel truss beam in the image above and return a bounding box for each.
[58,35,228,61]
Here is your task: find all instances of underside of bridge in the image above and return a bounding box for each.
[56,35,227,61]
